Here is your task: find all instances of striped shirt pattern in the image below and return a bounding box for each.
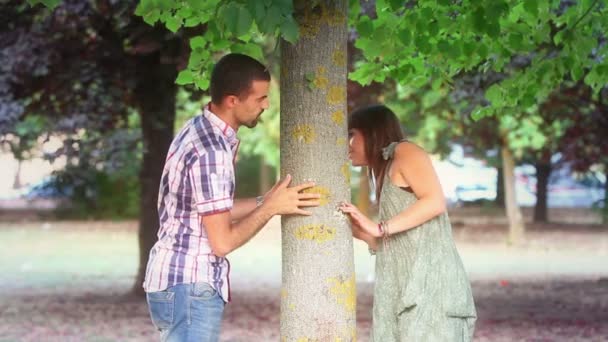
[143,106,239,302]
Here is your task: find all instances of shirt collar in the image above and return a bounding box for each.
[203,104,239,147]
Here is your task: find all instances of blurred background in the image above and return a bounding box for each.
[1,0,607,341]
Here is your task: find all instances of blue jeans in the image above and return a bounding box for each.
[146,282,226,342]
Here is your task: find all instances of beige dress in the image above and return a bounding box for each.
[371,141,477,342]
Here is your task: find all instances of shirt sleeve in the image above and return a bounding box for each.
[189,149,234,215]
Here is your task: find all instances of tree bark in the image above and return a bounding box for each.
[534,156,552,223]
[501,144,525,244]
[12,159,22,189]
[131,53,177,296]
[280,1,355,340]
[495,162,505,208]
[602,164,608,224]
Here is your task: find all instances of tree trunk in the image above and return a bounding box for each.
[280,1,355,340]
[534,157,552,223]
[12,159,22,189]
[495,163,505,208]
[602,164,608,224]
[131,53,177,296]
[501,145,525,244]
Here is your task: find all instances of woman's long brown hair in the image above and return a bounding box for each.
[348,105,405,199]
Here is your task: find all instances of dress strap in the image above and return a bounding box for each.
[381,139,408,161]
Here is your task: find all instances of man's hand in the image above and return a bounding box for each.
[261,174,321,216]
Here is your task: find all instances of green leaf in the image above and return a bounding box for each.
[230,43,264,59]
[486,21,500,38]
[176,7,193,19]
[212,38,231,51]
[486,1,509,19]
[415,35,432,54]
[187,0,209,11]
[477,43,488,59]
[27,0,60,9]
[356,16,373,37]
[176,70,194,85]
[185,17,201,27]
[190,36,206,50]
[142,9,161,25]
[471,8,486,33]
[428,21,439,36]
[258,5,281,34]
[463,41,475,56]
[280,18,299,44]
[422,90,443,109]
[485,84,504,106]
[397,28,411,46]
[165,16,182,33]
[471,106,493,120]
[523,0,538,17]
[356,37,383,59]
[508,33,523,50]
[388,0,403,11]
[195,77,210,90]
[411,75,429,87]
[220,3,253,37]
[275,0,294,15]
[247,0,266,23]
[447,41,461,59]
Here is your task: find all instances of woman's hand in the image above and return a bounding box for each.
[338,202,381,238]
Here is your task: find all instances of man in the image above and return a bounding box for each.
[143,53,320,341]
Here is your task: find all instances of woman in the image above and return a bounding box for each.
[339,105,476,341]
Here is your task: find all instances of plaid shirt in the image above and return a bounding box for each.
[143,106,239,302]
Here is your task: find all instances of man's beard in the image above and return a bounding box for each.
[244,111,264,128]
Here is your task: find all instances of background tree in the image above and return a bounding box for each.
[0,0,187,294]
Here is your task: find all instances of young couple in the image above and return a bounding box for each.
[143,53,476,341]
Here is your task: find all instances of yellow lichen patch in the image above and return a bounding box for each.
[281,288,287,298]
[292,124,315,144]
[327,274,356,313]
[302,185,331,205]
[299,6,323,38]
[313,66,329,89]
[327,85,346,105]
[331,110,344,125]
[332,49,346,68]
[289,303,296,310]
[295,224,336,243]
[319,3,346,26]
[336,137,346,145]
[341,163,351,184]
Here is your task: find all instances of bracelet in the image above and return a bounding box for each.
[380,220,390,252]
[377,222,384,236]
[255,196,264,207]
[379,220,390,238]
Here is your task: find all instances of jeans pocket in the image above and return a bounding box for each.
[191,282,218,300]
[147,291,175,331]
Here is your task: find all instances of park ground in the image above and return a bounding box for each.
[0,208,607,341]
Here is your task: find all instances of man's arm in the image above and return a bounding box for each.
[203,175,319,257]
[231,198,258,221]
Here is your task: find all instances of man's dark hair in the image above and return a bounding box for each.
[210,53,270,104]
